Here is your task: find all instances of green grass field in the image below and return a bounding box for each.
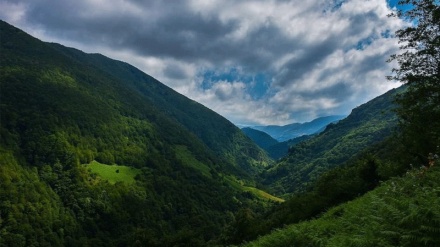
[86,160,141,184]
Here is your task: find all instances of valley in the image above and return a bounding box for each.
[1,4,439,245]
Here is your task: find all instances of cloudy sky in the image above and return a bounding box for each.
[1,0,408,125]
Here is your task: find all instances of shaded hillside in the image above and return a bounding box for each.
[262,88,400,195]
[241,127,279,150]
[0,21,272,246]
[253,115,345,142]
[242,126,314,160]
[265,134,315,160]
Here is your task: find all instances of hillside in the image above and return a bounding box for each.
[252,115,345,142]
[265,134,315,160]
[241,128,279,150]
[242,127,314,160]
[262,88,400,195]
[0,21,273,246]
[244,164,440,247]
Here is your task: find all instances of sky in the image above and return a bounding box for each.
[0,0,409,125]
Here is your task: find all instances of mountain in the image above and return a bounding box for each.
[252,115,345,142]
[265,134,315,160]
[0,21,274,246]
[262,88,400,195]
[241,127,279,150]
[242,126,314,160]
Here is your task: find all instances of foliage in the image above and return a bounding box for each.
[388,0,440,164]
[223,135,411,245]
[0,149,81,247]
[0,20,275,246]
[244,164,440,247]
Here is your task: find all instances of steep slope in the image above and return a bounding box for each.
[245,165,440,247]
[46,44,271,174]
[253,115,345,142]
[0,21,272,246]
[262,88,400,195]
[241,127,279,150]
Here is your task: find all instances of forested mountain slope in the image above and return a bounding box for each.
[46,43,271,175]
[0,21,272,246]
[241,127,279,150]
[262,87,401,195]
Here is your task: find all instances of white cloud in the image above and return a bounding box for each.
[0,0,406,125]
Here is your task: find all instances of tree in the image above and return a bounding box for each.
[388,0,440,162]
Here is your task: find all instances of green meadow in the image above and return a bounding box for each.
[86,160,141,184]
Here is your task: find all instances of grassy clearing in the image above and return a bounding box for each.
[225,176,285,203]
[86,160,141,184]
[242,186,285,203]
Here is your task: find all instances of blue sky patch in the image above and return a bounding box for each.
[200,68,271,100]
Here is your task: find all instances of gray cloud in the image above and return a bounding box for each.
[0,0,405,125]
[273,39,339,87]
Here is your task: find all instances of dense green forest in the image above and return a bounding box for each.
[1,0,439,245]
[0,20,274,246]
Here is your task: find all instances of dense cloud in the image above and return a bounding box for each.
[0,0,405,125]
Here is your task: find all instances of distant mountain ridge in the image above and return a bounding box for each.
[262,88,401,195]
[241,127,315,160]
[251,115,346,142]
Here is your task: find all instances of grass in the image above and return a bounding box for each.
[242,186,285,203]
[244,166,440,247]
[86,160,141,184]
[225,176,285,203]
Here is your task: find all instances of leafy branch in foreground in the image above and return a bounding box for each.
[387,0,440,163]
